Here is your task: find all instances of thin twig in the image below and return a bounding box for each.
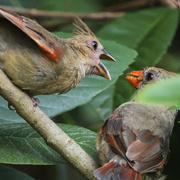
[0,5,124,20]
[0,69,98,180]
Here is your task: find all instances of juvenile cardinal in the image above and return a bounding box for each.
[0,8,115,98]
[94,67,178,180]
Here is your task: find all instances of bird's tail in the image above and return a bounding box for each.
[94,161,142,180]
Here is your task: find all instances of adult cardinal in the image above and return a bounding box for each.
[0,8,115,98]
[94,67,178,180]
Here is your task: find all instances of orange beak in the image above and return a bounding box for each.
[125,70,144,88]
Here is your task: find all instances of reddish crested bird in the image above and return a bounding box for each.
[0,8,115,99]
[94,67,178,180]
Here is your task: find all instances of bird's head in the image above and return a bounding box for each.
[71,17,116,80]
[125,67,176,89]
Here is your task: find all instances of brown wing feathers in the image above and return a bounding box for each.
[0,8,63,62]
[96,111,168,179]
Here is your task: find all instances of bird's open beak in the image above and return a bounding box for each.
[125,70,144,88]
[100,50,116,62]
[94,50,115,80]
[95,62,111,80]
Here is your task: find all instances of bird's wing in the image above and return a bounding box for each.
[126,130,168,173]
[100,107,169,174]
[100,109,133,165]
[0,8,63,62]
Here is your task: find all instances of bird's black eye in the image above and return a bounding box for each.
[146,72,154,81]
[92,41,98,50]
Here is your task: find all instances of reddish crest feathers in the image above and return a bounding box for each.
[0,8,63,62]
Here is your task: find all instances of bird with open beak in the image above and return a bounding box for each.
[0,8,115,101]
[94,67,177,180]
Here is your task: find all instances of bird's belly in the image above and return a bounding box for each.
[24,73,80,96]
[3,57,81,96]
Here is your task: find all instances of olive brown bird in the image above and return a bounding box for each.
[0,8,115,99]
[94,67,177,180]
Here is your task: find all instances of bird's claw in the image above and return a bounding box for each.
[8,102,15,110]
[30,97,40,107]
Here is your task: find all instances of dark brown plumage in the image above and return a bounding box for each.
[0,8,115,97]
[94,67,177,180]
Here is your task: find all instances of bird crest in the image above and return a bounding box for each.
[73,17,96,37]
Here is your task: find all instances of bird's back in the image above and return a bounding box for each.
[119,101,177,137]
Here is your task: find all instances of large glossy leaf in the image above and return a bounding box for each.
[98,7,178,71]
[0,165,35,180]
[97,7,178,51]
[90,84,115,121]
[0,122,97,164]
[90,7,179,121]
[135,75,180,109]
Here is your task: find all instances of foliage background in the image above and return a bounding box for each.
[0,0,179,180]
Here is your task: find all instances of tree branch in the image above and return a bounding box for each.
[0,5,124,20]
[0,69,98,180]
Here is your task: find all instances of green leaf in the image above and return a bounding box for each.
[98,7,178,51]
[135,75,180,108]
[98,7,179,70]
[0,165,35,180]
[0,123,98,164]
[90,84,115,120]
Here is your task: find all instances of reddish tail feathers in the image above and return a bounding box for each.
[94,161,142,180]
